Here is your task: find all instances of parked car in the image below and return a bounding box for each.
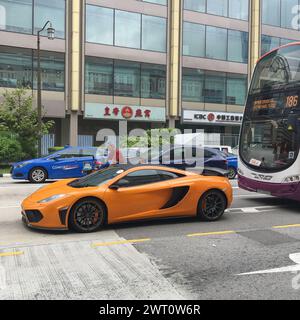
[139,146,228,172]
[206,145,233,155]
[225,153,238,179]
[11,146,108,183]
[21,164,233,232]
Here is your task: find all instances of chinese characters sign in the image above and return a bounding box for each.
[183,110,243,126]
[85,103,166,122]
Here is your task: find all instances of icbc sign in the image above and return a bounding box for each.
[184,110,243,126]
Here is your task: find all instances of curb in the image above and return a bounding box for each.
[0,174,11,178]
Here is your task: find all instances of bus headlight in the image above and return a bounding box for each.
[283,175,300,183]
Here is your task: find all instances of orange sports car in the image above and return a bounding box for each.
[21,165,233,233]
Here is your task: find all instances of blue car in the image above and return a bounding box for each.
[11,146,107,183]
[140,146,228,171]
[225,153,238,179]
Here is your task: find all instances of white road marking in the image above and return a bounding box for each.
[0,205,20,209]
[238,253,300,275]
[241,208,259,213]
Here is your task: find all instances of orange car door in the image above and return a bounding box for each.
[104,169,173,223]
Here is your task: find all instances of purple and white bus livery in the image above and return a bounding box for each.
[239,43,300,201]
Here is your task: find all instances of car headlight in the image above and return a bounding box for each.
[16,163,27,169]
[38,194,66,203]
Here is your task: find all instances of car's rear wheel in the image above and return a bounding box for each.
[29,167,47,183]
[197,190,227,221]
[228,166,237,179]
[69,198,106,233]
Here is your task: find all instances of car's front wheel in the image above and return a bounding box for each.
[228,166,237,179]
[197,190,227,221]
[69,198,106,233]
[29,167,47,183]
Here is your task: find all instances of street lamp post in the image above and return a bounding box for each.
[37,21,55,158]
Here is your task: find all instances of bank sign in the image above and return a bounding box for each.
[183,110,243,126]
[85,103,166,122]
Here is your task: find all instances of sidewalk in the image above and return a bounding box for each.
[0,174,11,178]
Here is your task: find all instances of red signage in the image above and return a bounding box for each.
[103,105,152,120]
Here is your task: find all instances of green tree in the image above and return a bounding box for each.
[0,88,54,159]
[0,134,23,163]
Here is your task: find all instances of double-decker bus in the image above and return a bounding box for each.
[239,43,300,200]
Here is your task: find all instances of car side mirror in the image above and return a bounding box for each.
[109,179,130,190]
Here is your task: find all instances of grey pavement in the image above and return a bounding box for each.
[1,177,300,299]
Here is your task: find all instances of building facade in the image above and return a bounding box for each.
[1,0,300,150]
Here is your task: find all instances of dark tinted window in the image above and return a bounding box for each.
[204,150,215,158]
[124,170,161,187]
[157,170,184,180]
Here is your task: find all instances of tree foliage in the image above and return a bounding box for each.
[0,88,54,160]
[0,134,23,163]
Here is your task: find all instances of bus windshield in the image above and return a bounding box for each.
[240,44,300,172]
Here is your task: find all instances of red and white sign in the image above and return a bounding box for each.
[85,103,166,122]
[183,110,243,126]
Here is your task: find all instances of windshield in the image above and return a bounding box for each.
[250,45,300,94]
[240,44,300,172]
[69,167,125,188]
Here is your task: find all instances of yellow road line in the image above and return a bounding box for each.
[0,251,24,258]
[187,230,235,238]
[91,238,151,248]
[273,224,300,229]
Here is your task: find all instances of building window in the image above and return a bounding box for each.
[141,63,166,99]
[33,51,65,91]
[86,5,113,45]
[0,0,32,34]
[261,35,280,55]
[205,71,226,104]
[184,0,205,12]
[207,0,228,17]
[182,68,247,106]
[227,74,247,105]
[183,22,205,57]
[85,57,113,95]
[228,0,248,20]
[142,15,166,52]
[0,46,32,88]
[34,0,65,39]
[0,46,64,91]
[114,60,140,97]
[143,0,167,5]
[228,30,248,63]
[206,26,227,60]
[262,0,281,27]
[182,68,205,102]
[115,10,141,49]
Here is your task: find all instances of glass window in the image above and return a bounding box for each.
[280,38,295,46]
[261,35,280,55]
[33,51,65,91]
[115,10,141,49]
[0,0,32,34]
[206,26,227,60]
[141,64,166,99]
[124,170,161,187]
[262,0,280,26]
[281,0,298,29]
[183,22,205,57]
[182,68,205,102]
[228,30,248,63]
[207,0,228,17]
[143,0,167,5]
[229,0,249,20]
[184,0,205,12]
[227,74,247,105]
[142,15,166,52]
[85,57,113,95]
[204,72,226,104]
[0,46,32,88]
[86,5,113,45]
[114,61,140,97]
[157,170,184,180]
[34,0,65,39]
